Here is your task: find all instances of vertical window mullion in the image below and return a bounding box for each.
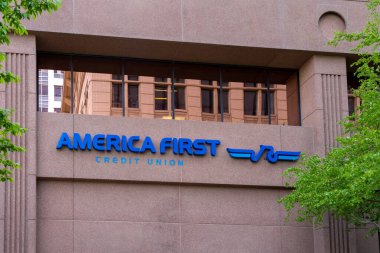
[219,68,224,122]
[266,77,271,125]
[171,64,175,120]
[70,55,74,114]
[121,63,125,117]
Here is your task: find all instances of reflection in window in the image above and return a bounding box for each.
[128,75,139,108]
[261,91,275,116]
[38,69,64,113]
[54,70,64,79]
[174,86,185,110]
[155,84,168,110]
[112,74,123,108]
[201,80,214,113]
[218,81,229,114]
[244,82,257,116]
[54,85,62,101]
[40,85,48,96]
[38,54,299,125]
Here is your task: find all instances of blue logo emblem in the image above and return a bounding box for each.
[226,145,300,163]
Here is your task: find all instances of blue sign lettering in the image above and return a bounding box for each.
[226,145,300,163]
[56,132,300,164]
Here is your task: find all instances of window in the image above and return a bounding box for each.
[244,82,257,116]
[174,86,186,110]
[54,70,64,79]
[54,85,62,101]
[261,83,274,116]
[128,75,139,108]
[38,53,299,125]
[218,81,229,114]
[155,77,168,110]
[40,85,48,96]
[174,78,185,110]
[201,80,214,113]
[41,108,48,112]
[112,74,123,108]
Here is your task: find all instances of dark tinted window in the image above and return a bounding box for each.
[261,91,275,115]
[112,84,122,108]
[174,86,185,110]
[201,89,213,113]
[40,85,48,95]
[128,85,139,108]
[155,85,168,110]
[218,90,229,113]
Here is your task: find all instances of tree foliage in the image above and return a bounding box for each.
[279,0,380,235]
[0,0,60,182]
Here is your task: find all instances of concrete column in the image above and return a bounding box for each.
[139,76,155,118]
[299,55,352,253]
[0,35,37,253]
[230,82,244,123]
[186,79,202,121]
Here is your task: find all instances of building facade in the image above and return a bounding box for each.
[0,0,378,252]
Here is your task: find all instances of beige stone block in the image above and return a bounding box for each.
[179,121,285,187]
[141,113,155,119]
[277,99,287,110]
[277,90,287,101]
[230,99,243,110]
[300,74,323,120]
[286,73,298,98]
[287,91,300,126]
[92,92,110,103]
[302,110,325,156]
[92,83,111,93]
[72,0,182,41]
[181,186,282,225]
[356,228,378,253]
[281,227,314,253]
[140,94,154,105]
[0,220,4,253]
[0,183,4,220]
[74,221,179,253]
[27,174,37,220]
[140,84,154,95]
[92,102,110,112]
[24,0,74,34]
[186,86,201,97]
[187,96,201,107]
[181,224,281,253]
[188,115,202,121]
[230,90,243,100]
[0,35,36,55]
[230,109,243,119]
[26,220,36,253]
[37,113,74,178]
[37,220,73,253]
[26,92,37,131]
[91,111,111,116]
[74,182,179,222]
[140,76,154,83]
[188,107,202,117]
[281,126,314,158]
[277,110,288,120]
[37,181,73,220]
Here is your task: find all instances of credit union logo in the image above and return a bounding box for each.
[227,145,301,163]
